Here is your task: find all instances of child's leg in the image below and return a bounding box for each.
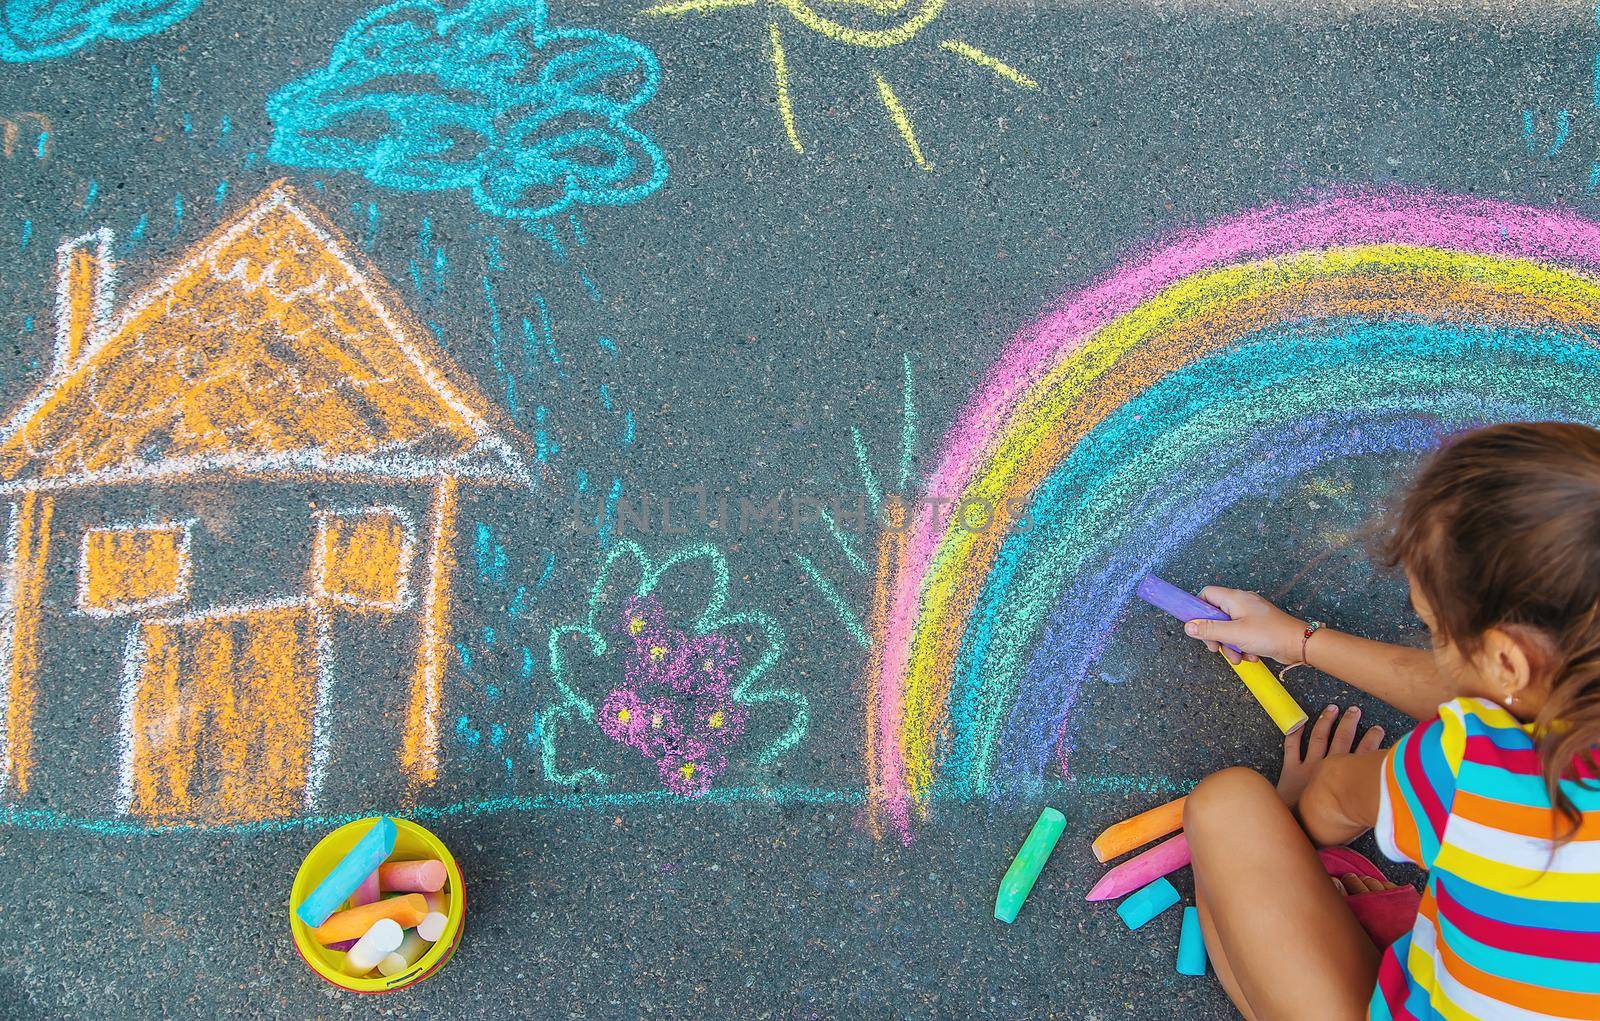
[1190,710,1388,1021]
[1186,767,1379,1021]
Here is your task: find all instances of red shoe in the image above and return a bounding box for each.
[1317,846,1421,948]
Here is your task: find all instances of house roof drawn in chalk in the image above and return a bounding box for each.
[0,181,529,493]
[0,181,536,825]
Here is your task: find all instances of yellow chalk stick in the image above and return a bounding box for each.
[1224,655,1308,734]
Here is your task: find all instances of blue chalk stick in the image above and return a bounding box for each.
[1116,876,1179,930]
[294,816,396,927]
[1176,906,1208,975]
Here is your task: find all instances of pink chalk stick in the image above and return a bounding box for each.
[350,869,381,907]
[1086,833,1191,902]
[378,859,447,893]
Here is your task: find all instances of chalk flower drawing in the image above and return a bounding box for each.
[540,541,807,795]
[596,595,747,795]
[265,0,667,222]
[0,0,199,62]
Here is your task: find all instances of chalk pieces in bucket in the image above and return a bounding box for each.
[290,816,466,993]
[350,870,381,908]
[417,912,448,943]
[377,952,410,978]
[1116,877,1180,930]
[345,918,403,976]
[1177,906,1208,976]
[379,858,447,893]
[995,807,1067,923]
[295,816,396,928]
[312,893,429,946]
[395,930,430,966]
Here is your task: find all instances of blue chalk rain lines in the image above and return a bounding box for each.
[257,0,676,790]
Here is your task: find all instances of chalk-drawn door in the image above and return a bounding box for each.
[123,603,320,824]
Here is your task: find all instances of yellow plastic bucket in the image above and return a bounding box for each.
[289,816,465,992]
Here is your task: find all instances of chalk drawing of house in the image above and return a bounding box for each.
[0,182,529,825]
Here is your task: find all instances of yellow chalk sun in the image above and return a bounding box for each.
[641,0,1036,170]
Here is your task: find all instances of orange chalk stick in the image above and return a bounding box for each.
[1091,796,1187,863]
[311,893,429,946]
[378,859,447,893]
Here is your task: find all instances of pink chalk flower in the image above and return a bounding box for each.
[658,744,727,797]
[635,696,689,759]
[628,632,687,689]
[688,692,746,749]
[598,688,646,746]
[617,595,669,644]
[594,594,754,794]
[674,633,740,693]
[619,598,689,690]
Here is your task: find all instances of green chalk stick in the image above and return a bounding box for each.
[994,807,1066,923]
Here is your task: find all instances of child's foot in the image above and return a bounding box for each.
[1275,703,1385,806]
[1332,874,1401,895]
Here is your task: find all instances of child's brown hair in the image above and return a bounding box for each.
[1385,422,1600,837]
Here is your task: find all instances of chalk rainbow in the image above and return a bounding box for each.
[865,189,1600,836]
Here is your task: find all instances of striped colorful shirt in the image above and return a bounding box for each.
[1371,697,1600,1020]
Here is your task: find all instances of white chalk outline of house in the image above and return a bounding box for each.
[0,181,534,818]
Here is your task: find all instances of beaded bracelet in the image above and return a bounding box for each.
[1300,620,1325,666]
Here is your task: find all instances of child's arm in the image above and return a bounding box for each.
[1183,587,1454,720]
[1295,749,1387,847]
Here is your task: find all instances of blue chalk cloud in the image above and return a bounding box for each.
[266,0,667,222]
[1,0,200,61]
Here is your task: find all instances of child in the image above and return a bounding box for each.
[1179,422,1600,1021]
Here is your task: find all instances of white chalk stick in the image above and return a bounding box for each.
[417,911,448,942]
[345,918,403,976]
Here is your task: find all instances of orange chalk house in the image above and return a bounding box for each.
[0,183,529,825]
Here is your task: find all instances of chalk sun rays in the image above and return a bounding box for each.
[642,0,1037,168]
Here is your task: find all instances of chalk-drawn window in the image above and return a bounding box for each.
[313,507,414,611]
[78,522,192,616]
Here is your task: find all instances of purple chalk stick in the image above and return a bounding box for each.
[1136,575,1242,654]
[326,938,359,952]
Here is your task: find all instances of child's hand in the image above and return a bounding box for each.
[1276,704,1385,808]
[1182,586,1306,665]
